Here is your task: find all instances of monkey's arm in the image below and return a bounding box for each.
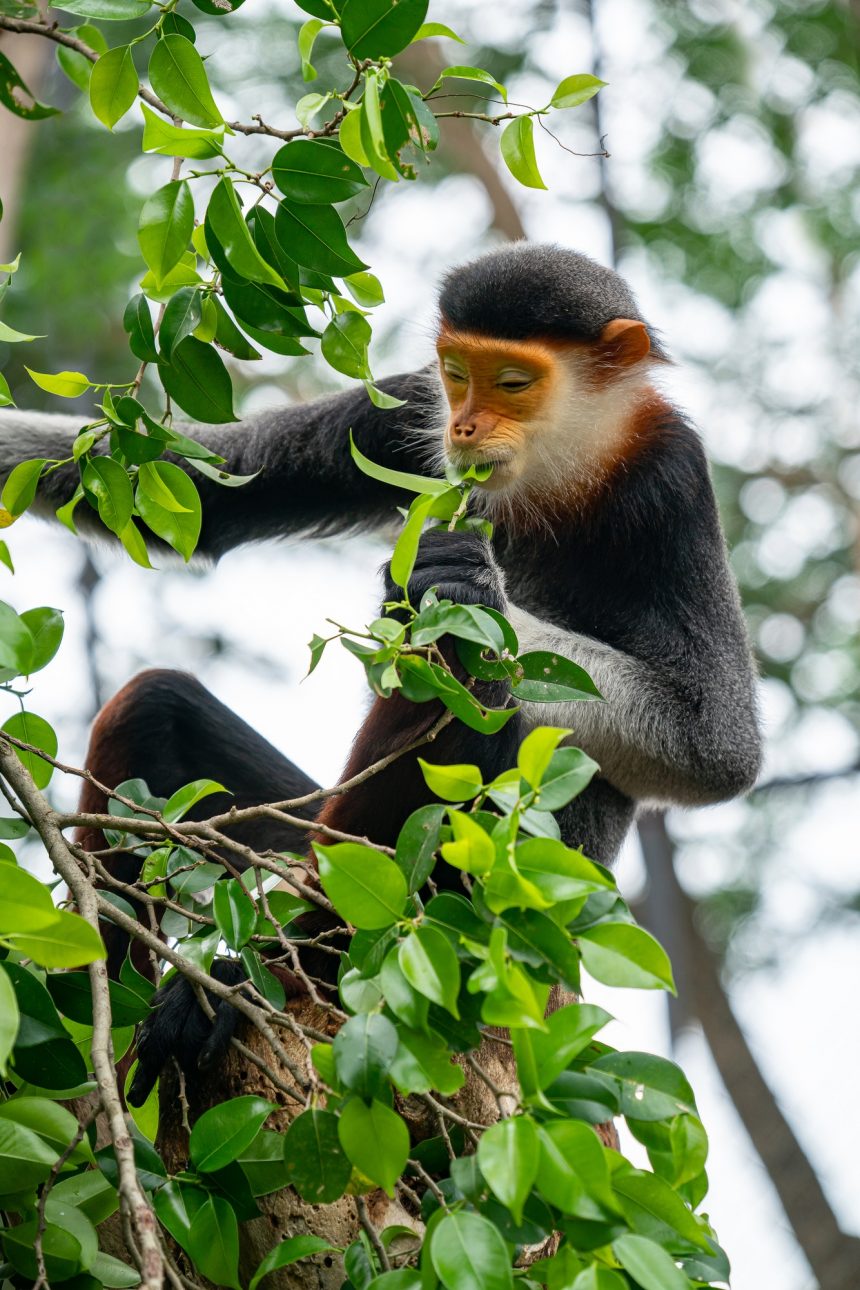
[507,601,761,808]
[504,434,762,809]
[0,369,438,559]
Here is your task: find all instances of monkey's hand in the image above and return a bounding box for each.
[127,959,246,1107]
[383,529,507,614]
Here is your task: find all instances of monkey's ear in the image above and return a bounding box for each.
[599,318,651,365]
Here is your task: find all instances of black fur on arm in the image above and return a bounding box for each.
[0,368,441,559]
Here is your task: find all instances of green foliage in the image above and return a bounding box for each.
[0,4,742,1287]
[0,0,601,550]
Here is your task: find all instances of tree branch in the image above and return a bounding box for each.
[0,742,165,1290]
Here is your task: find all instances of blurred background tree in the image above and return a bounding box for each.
[1,1,858,1286]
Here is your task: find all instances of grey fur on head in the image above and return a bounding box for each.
[438,242,668,358]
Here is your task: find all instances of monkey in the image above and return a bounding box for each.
[0,244,762,1100]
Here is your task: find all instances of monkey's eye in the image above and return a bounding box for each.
[443,363,468,383]
[496,370,534,392]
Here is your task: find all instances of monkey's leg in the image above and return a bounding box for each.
[76,668,321,976]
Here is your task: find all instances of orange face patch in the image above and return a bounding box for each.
[435,329,565,458]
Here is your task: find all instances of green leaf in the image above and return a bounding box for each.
[341,0,428,58]
[149,33,223,129]
[389,1026,465,1096]
[190,1095,276,1172]
[521,1003,611,1092]
[159,336,236,425]
[162,775,226,822]
[412,21,464,42]
[537,1119,614,1211]
[613,1169,712,1250]
[0,815,27,839]
[440,808,495,876]
[515,838,611,902]
[399,925,460,1016]
[359,69,399,181]
[119,519,153,568]
[513,651,602,702]
[55,45,97,94]
[123,293,159,363]
[25,368,90,397]
[579,923,675,992]
[0,1116,59,1192]
[4,909,105,968]
[532,745,599,811]
[333,1011,398,1098]
[0,374,14,409]
[153,1179,207,1250]
[213,878,257,951]
[477,1116,539,1224]
[2,458,45,517]
[430,1212,513,1290]
[0,864,57,934]
[295,90,331,128]
[349,431,449,495]
[283,1108,352,1203]
[138,180,194,286]
[344,270,384,307]
[437,65,507,102]
[141,103,225,158]
[83,456,134,535]
[51,1170,118,1225]
[207,178,284,289]
[297,17,326,81]
[0,963,19,1076]
[2,710,57,789]
[612,1234,690,1290]
[390,493,433,588]
[273,139,368,204]
[91,1251,141,1287]
[500,115,546,190]
[627,1113,708,1188]
[0,51,59,120]
[47,971,150,1027]
[394,802,445,893]
[274,199,367,276]
[518,726,570,790]
[321,311,372,379]
[250,1236,338,1290]
[550,73,606,110]
[59,0,151,17]
[339,104,369,167]
[159,286,203,357]
[337,1097,409,1196]
[212,296,261,360]
[417,758,482,801]
[380,948,429,1030]
[0,319,44,343]
[89,45,138,129]
[315,842,407,929]
[590,1052,697,1122]
[240,946,286,1009]
[186,1193,241,1289]
[190,0,246,12]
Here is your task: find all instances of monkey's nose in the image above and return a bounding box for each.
[451,418,479,442]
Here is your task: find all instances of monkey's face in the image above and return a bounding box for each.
[436,319,656,497]
[436,331,564,491]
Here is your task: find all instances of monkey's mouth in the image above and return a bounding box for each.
[447,451,514,475]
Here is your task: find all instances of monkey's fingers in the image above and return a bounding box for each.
[127,1020,167,1106]
[198,999,241,1072]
